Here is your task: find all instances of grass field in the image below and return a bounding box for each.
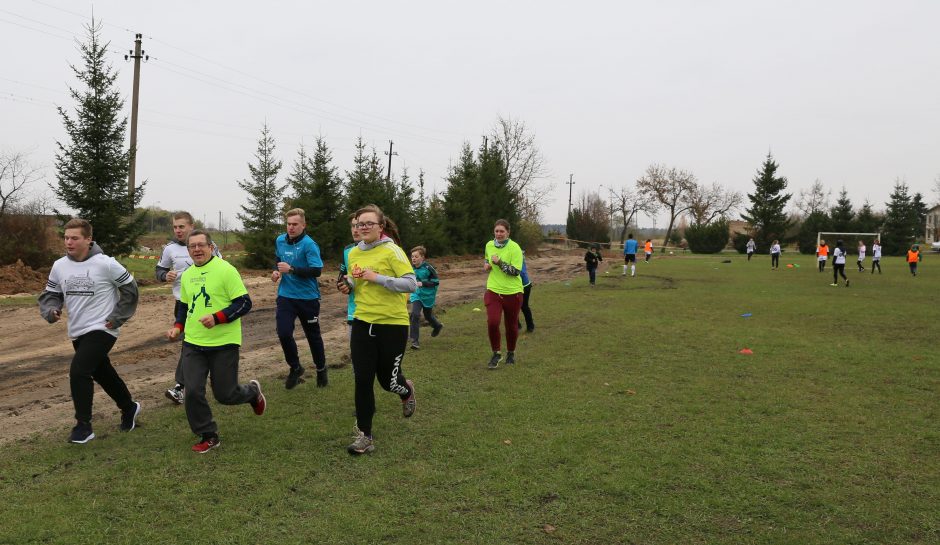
[1,254,937,544]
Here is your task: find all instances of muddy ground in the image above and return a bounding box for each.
[0,250,586,444]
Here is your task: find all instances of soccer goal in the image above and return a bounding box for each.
[816,232,881,252]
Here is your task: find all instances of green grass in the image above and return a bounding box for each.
[1,255,938,544]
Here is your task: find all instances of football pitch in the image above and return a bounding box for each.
[1,253,937,544]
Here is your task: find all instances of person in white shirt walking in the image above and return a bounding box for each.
[746,238,756,261]
[856,240,866,272]
[770,240,781,270]
[871,239,882,274]
[38,218,141,444]
[830,239,850,287]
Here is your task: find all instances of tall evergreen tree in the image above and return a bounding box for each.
[289,137,345,258]
[911,192,928,239]
[854,200,882,234]
[741,153,792,247]
[344,137,387,212]
[410,169,448,256]
[881,180,916,255]
[829,187,855,233]
[797,210,832,254]
[54,19,146,255]
[443,144,483,254]
[237,124,285,268]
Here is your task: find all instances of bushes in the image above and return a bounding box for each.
[685,219,730,254]
[513,219,544,254]
[0,214,58,268]
[732,232,750,254]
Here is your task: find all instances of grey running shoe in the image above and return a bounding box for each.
[165,385,184,404]
[316,367,328,388]
[347,432,374,455]
[410,341,420,350]
[68,421,94,444]
[431,323,443,337]
[402,379,416,418]
[505,352,516,365]
[285,365,305,389]
[120,401,141,431]
[488,352,501,370]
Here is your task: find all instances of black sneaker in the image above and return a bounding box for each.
[68,421,95,444]
[120,401,141,432]
[316,367,328,388]
[845,280,850,287]
[488,352,501,370]
[285,365,305,389]
[505,352,516,365]
[526,326,535,333]
[431,323,443,337]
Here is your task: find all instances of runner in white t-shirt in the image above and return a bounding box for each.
[871,240,882,274]
[38,218,141,444]
[856,240,866,272]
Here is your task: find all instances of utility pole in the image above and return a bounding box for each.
[384,140,398,183]
[566,174,575,219]
[125,34,148,204]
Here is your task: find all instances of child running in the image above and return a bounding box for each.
[584,244,603,286]
[483,219,525,369]
[644,239,653,263]
[336,214,361,335]
[857,240,867,272]
[408,246,443,350]
[345,205,417,455]
[770,239,781,270]
[907,244,922,276]
[871,239,882,274]
[830,239,850,287]
[746,237,756,261]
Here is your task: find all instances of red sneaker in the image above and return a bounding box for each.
[250,380,266,416]
[192,436,220,453]
[402,379,416,418]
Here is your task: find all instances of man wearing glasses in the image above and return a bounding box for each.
[165,229,265,453]
[272,208,328,389]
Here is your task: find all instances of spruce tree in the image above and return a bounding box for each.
[288,137,345,258]
[829,187,855,233]
[741,154,792,247]
[854,200,882,234]
[237,124,285,268]
[345,137,387,212]
[443,144,483,254]
[912,192,928,239]
[54,19,146,255]
[881,180,915,255]
[797,211,832,254]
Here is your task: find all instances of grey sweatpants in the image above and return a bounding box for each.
[181,343,257,437]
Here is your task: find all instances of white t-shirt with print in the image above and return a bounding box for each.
[45,254,134,340]
[833,248,847,265]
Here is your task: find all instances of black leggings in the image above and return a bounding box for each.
[833,263,847,282]
[70,330,134,423]
[871,259,881,273]
[909,262,918,276]
[350,320,412,437]
[771,253,780,268]
[818,259,826,272]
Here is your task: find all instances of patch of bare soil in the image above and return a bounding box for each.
[0,251,586,444]
[0,260,48,296]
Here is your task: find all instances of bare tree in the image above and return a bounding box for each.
[0,151,44,218]
[933,174,940,206]
[795,179,831,217]
[603,185,655,245]
[490,116,551,221]
[636,164,697,252]
[685,181,742,225]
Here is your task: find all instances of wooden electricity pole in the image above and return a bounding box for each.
[125,34,148,203]
[385,140,398,183]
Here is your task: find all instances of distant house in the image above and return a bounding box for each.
[926,204,940,245]
[728,220,751,237]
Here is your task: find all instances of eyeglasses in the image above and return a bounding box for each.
[355,221,379,229]
[188,243,209,249]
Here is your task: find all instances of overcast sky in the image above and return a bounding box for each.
[2,0,939,231]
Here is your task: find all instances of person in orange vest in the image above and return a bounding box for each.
[816,239,829,272]
[907,244,922,276]
[644,239,653,263]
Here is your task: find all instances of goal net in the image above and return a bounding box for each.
[816,232,881,255]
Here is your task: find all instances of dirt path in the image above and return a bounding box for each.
[0,251,585,444]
